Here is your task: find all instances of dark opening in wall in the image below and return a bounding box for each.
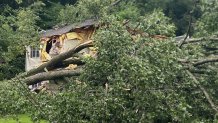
[46,40,53,54]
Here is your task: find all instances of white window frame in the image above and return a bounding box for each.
[30,46,40,58]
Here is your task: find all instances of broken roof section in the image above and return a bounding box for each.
[40,19,97,38]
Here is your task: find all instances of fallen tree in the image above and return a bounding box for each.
[8,18,218,123]
[24,69,82,85]
[20,36,218,85]
[21,40,93,78]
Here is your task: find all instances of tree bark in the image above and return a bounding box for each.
[50,58,85,69]
[24,69,82,85]
[193,57,218,67]
[179,57,218,67]
[24,40,93,77]
[183,37,218,44]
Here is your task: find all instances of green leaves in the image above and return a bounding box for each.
[79,14,191,121]
[139,10,176,36]
[0,1,42,80]
[15,0,23,4]
[58,0,113,24]
[195,0,218,36]
[0,0,218,122]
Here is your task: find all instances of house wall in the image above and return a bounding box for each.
[26,27,95,71]
[26,26,96,92]
[61,39,89,54]
[25,46,41,71]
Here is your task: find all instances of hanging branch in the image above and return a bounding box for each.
[178,15,192,48]
[186,70,218,113]
[178,0,198,48]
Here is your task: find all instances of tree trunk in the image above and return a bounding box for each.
[24,69,82,85]
[25,40,92,77]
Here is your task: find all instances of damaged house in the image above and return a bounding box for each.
[25,19,170,92]
[25,19,97,92]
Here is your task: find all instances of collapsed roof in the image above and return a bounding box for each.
[40,19,97,38]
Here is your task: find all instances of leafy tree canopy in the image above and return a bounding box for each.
[0,0,218,122]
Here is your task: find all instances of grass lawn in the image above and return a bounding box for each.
[0,114,48,123]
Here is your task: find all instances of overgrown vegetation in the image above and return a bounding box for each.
[0,0,218,122]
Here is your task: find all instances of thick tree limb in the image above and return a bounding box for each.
[62,58,85,66]
[50,58,85,69]
[186,70,218,113]
[193,57,218,67]
[204,47,218,51]
[24,40,93,77]
[179,56,218,67]
[183,37,218,44]
[24,69,82,85]
[189,69,211,74]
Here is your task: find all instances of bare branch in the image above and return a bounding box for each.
[178,14,192,48]
[183,37,218,44]
[189,69,212,74]
[179,56,218,67]
[193,57,218,67]
[178,1,198,48]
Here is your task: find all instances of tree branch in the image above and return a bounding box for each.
[182,37,218,44]
[186,70,218,113]
[179,56,218,67]
[193,57,218,67]
[62,58,85,66]
[178,0,199,48]
[24,69,82,85]
[189,69,212,74]
[51,58,85,69]
[24,40,93,77]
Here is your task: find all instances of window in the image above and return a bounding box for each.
[30,47,39,58]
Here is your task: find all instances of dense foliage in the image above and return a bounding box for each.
[0,0,218,122]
